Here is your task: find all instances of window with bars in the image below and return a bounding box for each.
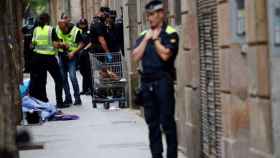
[174,0,182,25]
[236,0,245,36]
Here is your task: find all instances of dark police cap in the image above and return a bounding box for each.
[145,0,164,13]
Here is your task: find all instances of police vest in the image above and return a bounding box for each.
[32,25,56,55]
[56,26,81,52]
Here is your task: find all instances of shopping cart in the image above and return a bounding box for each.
[89,52,128,109]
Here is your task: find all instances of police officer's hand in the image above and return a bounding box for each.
[53,42,62,49]
[144,30,153,41]
[152,28,161,40]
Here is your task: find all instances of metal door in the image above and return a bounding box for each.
[197,0,222,157]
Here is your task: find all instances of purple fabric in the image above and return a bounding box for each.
[51,114,79,121]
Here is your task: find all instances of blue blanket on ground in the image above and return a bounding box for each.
[22,96,57,121]
[20,79,79,122]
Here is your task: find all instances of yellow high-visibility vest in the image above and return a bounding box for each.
[56,26,81,52]
[32,25,56,55]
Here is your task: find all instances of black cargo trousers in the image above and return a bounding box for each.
[141,75,178,158]
[29,53,63,105]
[78,49,93,93]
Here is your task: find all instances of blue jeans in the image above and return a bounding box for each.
[59,56,80,101]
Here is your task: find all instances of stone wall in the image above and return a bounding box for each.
[175,0,201,157]
[218,0,273,157]
[70,0,82,23]
[268,0,280,158]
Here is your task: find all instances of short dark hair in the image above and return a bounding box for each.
[38,12,50,25]
[100,7,110,13]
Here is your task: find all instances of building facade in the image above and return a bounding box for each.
[49,0,110,24]
[49,0,280,158]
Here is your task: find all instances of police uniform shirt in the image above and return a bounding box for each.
[92,22,106,38]
[106,24,120,52]
[90,20,108,53]
[133,23,179,75]
[81,28,91,45]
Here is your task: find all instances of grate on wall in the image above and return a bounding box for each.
[197,0,223,157]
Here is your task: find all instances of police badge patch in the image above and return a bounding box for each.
[170,38,176,43]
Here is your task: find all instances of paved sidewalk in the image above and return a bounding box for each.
[20,73,186,158]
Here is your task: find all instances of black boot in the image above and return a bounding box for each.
[63,98,73,105]
[56,102,70,109]
[74,98,82,106]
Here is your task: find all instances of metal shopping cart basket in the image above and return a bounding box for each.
[89,51,128,109]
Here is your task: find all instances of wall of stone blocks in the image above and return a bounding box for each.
[268,0,280,158]
[218,0,273,158]
[80,0,95,21]
[80,0,109,21]
[246,0,273,157]
[49,0,82,25]
[174,0,201,158]
[70,0,82,23]
[49,0,64,25]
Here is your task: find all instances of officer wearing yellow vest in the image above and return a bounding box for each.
[132,1,179,158]
[57,15,85,106]
[30,13,69,108]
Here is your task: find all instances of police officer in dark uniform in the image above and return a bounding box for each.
[132,1,179,158]
[105,10,120,53]
[77,18,92,95]
[90,7,111,54]
[22,17,36,73]
[115,16,124,56]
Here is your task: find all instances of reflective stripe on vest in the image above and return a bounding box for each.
[32,25,56,55]
[165,25,177,34]
[138,25,177,37]
[56,26,81,52]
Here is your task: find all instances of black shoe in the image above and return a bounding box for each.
[80,89,91,95]
[63,99,72,105]
[80,91,86,95]
[74,99,82,106]
[85,90,92,96]
[56,103,70,109]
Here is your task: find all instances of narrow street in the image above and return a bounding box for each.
[19,73,186,158]
[1,0,277,157]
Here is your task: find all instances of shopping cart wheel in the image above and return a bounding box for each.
[92,101,97,108]
[119,101,126,108]
[104,102,110,110]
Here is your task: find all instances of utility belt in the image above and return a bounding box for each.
[141,71,172,82]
